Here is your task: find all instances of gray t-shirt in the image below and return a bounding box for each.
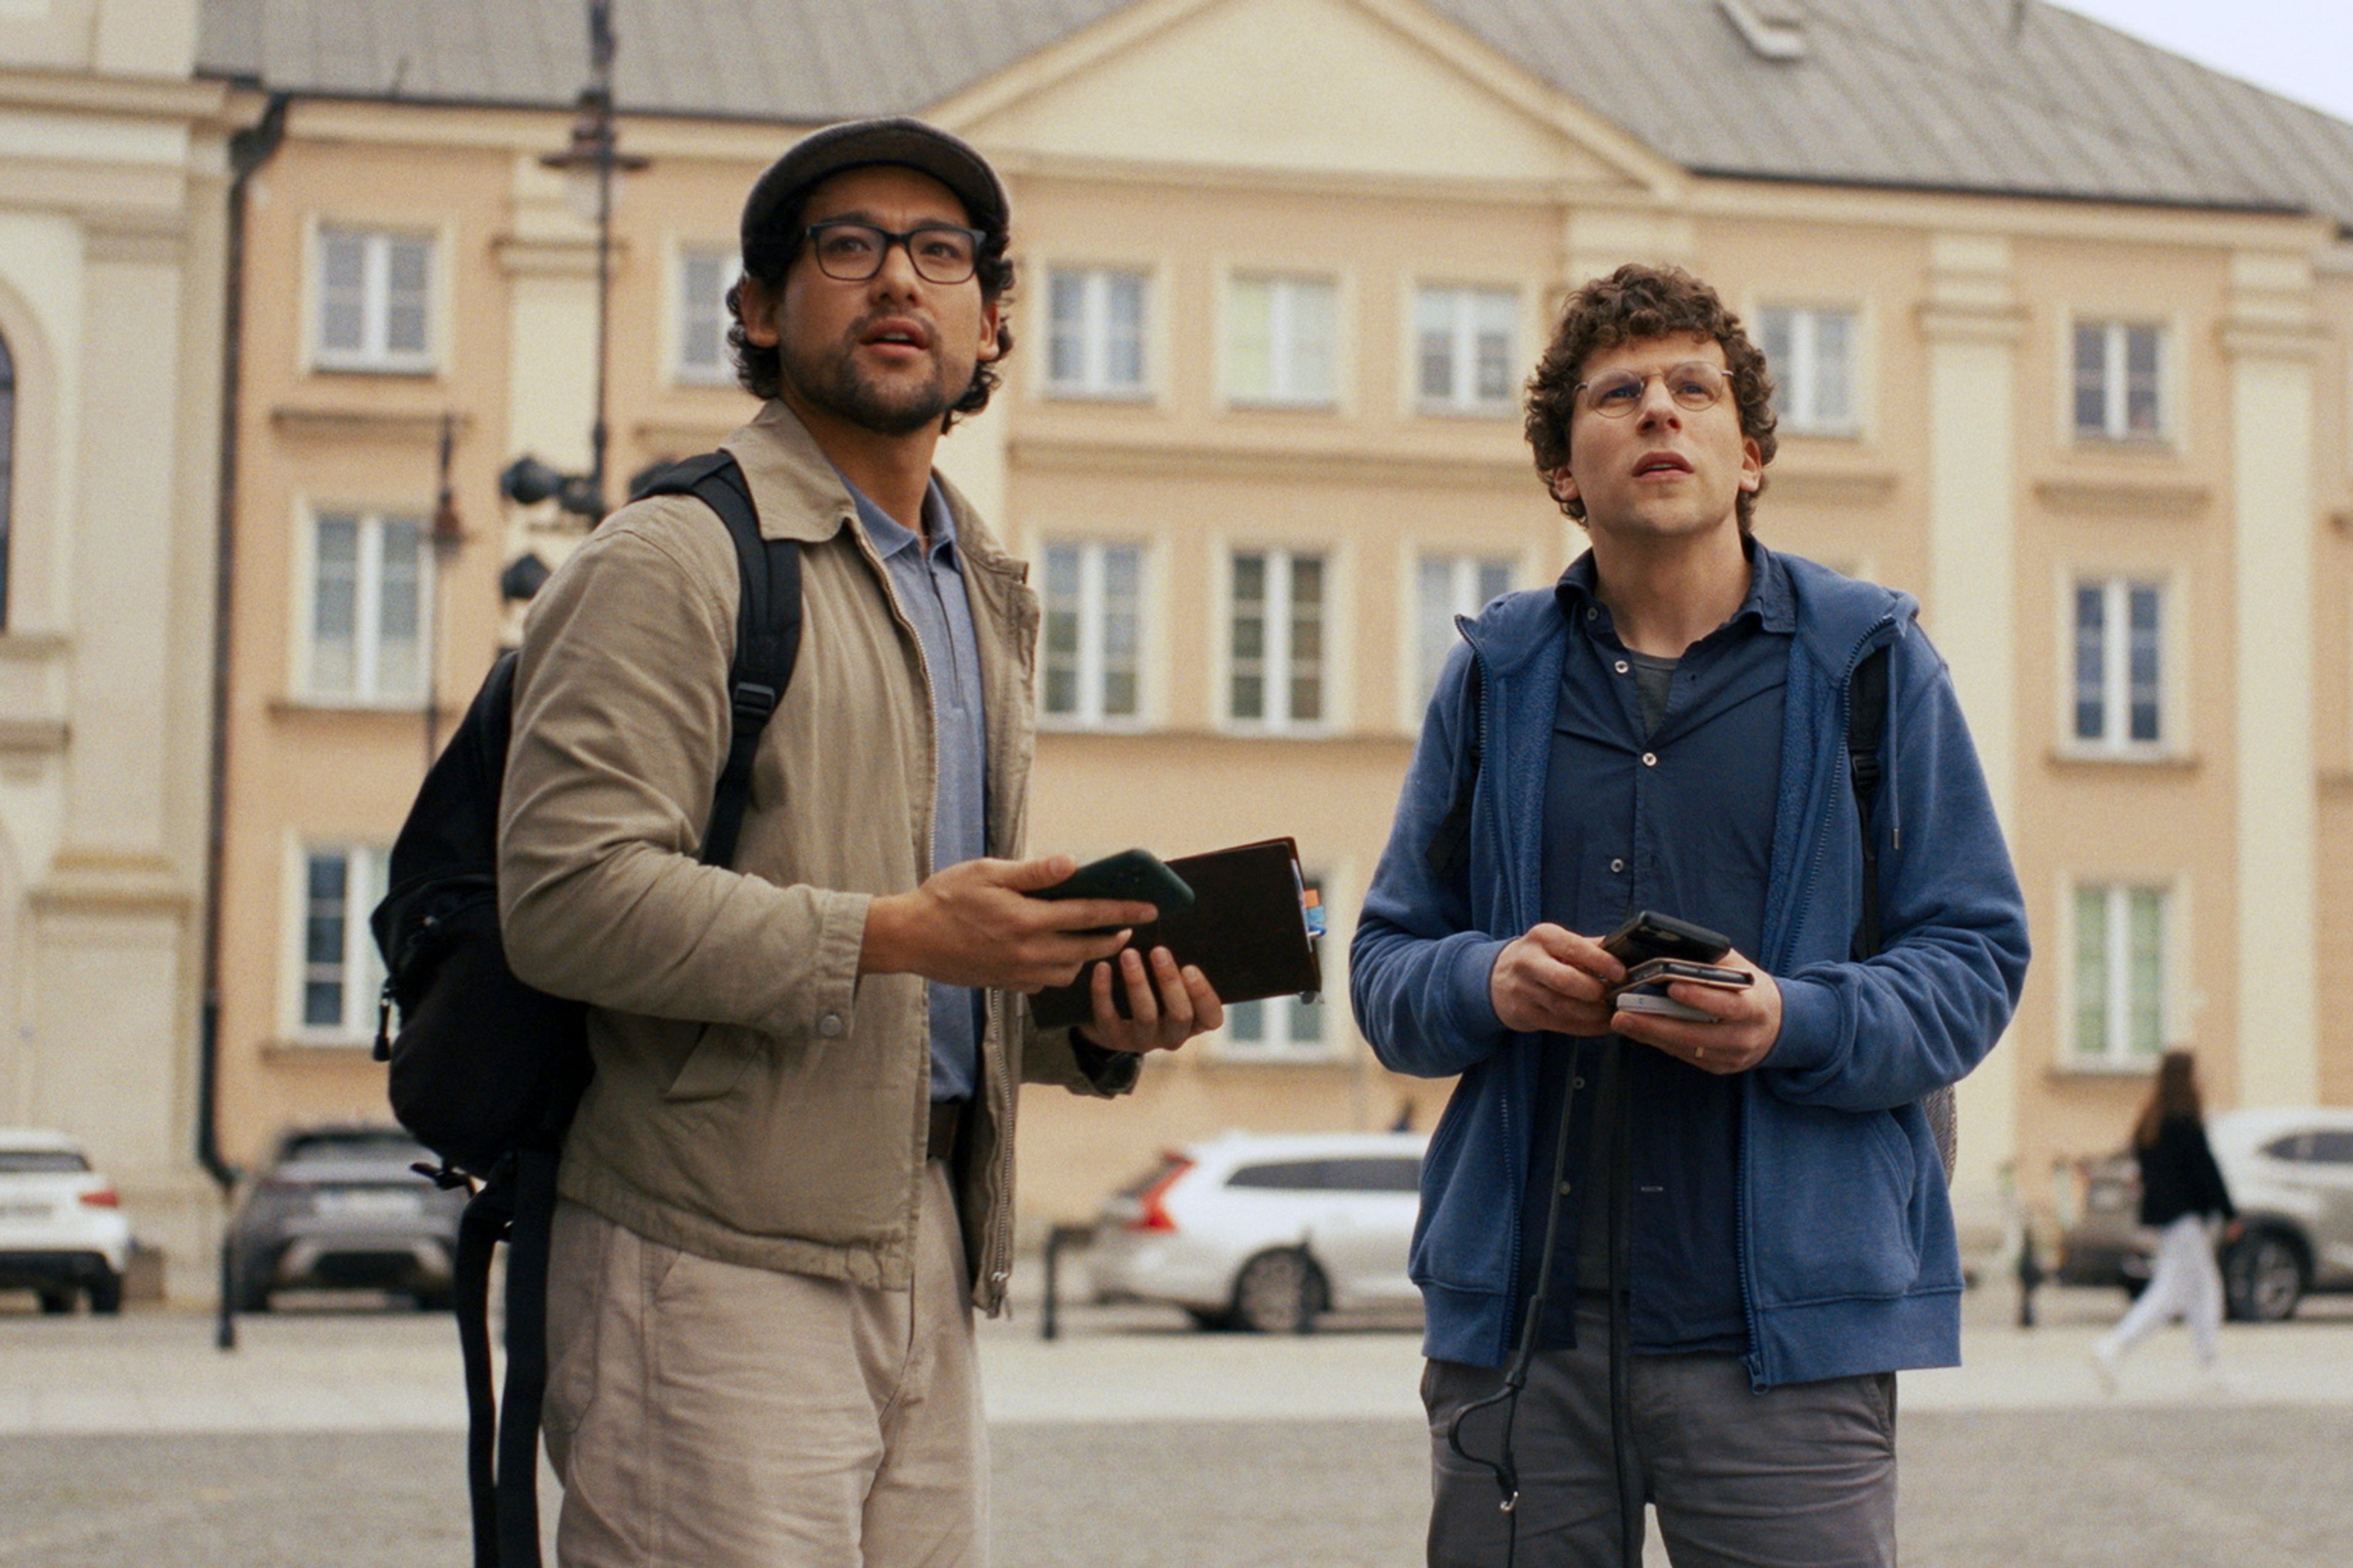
[843,476,987,1104]
[1626,649,1678,739]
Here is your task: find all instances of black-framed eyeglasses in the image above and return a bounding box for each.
[800,219,986,285]
[1574,361,1737,418]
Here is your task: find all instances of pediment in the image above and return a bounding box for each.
[939,0,1669,193]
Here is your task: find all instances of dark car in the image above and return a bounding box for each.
[228,1126,465,1311]
[2057,1107,2353,1322]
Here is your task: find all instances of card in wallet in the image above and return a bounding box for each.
[1026,837,1322,1031]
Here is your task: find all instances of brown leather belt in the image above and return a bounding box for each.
[927,1100,965,1163]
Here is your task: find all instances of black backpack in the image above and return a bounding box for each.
[368,452,801,1568]
[1422,640,1955,1179]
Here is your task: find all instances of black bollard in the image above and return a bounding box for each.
[2015,1226,2044,1328]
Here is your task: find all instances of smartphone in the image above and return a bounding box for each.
[1613,988,1721,1023]
[1601,910,1731,966]
[1621,957,1751,991]
[1031,848,1195,926]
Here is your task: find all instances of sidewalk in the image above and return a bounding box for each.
[0,1287,2345,1434]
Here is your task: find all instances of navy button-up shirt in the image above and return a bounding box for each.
[1514,540,1795,1354]
[843,476,987,1105]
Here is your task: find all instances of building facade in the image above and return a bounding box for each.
[200,0,2353,1277]
[0,0,247,1298]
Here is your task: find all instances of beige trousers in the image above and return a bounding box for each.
[543,1161,987,1567]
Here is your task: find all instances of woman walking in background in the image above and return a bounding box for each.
[2093,1050,2239,1390]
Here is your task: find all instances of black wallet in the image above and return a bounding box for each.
[1026,837,1322,1031]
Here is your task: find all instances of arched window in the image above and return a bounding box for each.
[0,333,14,630]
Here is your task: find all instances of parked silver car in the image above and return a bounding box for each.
[1089,1131,1426,1332]
[0,1129,132,1314]
[2058,1107,2353,1321]
[228,1126,466,1311]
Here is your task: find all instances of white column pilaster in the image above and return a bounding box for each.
[2224,249,2321,1108]
[1918,233,2025,1223]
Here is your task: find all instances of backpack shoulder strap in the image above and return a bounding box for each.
[1846,645,1889,963]
[1846,643,1958,1182]
[632,453,802,868]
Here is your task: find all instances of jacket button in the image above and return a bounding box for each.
[1614,659,1629,675]
[1641,752,1658,767]
[817,1013,844,1039]
[1610,858,1625,874]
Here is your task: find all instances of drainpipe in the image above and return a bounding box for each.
[199,89,289,1348]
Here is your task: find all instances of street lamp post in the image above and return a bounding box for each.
[501,0,647,532]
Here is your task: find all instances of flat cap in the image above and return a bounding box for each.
[741,116,1009,275]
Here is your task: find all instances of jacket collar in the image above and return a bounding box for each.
[1464,541,1910,682]
[721,399,1026,583]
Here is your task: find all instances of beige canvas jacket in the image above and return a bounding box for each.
[498,400,1116,1313]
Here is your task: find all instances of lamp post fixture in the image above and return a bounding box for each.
[500,0,648,540]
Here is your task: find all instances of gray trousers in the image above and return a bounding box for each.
[1425,1301,1896,1568]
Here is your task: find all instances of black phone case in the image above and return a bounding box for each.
[1034,848,1195,919]
[1601,909,1731,964]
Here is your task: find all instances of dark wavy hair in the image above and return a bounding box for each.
[724,181,1015,432]
[1524,264,1777,533]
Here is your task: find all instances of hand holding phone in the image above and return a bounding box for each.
[1031,849,1196,933]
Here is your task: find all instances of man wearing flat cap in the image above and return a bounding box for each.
[498,116,1222,1567]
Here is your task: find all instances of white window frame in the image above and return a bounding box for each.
[1757,304,1860,436]
[1413,284,1520,416]
[2066,576,2169,756]
[313,225,438,374]
[2071,319,2167,444]
[1225,272,1341,409]
[673,244,736,386]
[1225,547,1331,733]
[1037,538,1149,729]
[2066,879,2175,1068]
[1408,551,1515,721]
[1044,266,1151,400]
[1216,869,1336,1061]
[289,843,390,1044]
[305,506,433,706]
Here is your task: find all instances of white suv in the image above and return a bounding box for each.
[1089,1131,1427,1332]
[0,1129,132,1314]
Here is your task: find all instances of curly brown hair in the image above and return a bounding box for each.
[1524,264,1777,533]
[724,181,1015,431]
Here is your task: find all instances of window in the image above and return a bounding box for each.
[1229,549,1327,729]
[1415,554,1513,710]
[1047,268,1148,397]
[2072,883,2167,1064]
[676,248,734,384]
[316,227,434,372]
[2072,579,2163,749]
[1227,275,1338,407]
[1040,540,1144,725]
[298,846,388,1039]
[310,510,430,703]
[2073,321,2163,441]
[1757,306,1857,434]
[1416,286,1517,413]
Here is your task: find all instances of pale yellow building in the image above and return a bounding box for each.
[199,0,2353,1279]
[0,1,250,1298]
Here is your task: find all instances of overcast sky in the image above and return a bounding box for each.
[2045,1,2353,123]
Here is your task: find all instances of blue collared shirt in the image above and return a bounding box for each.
[843,475,987,1105]
[1515,539,1795,1354]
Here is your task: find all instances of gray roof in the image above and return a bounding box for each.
[198,0,2353,230]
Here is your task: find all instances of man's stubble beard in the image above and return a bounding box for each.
[778,329,963,437]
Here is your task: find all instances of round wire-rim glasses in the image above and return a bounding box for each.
[800,219,987,286]
[1574,361,1738,419]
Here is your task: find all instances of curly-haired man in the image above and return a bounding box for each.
[501,118,1221,1567]
[1353,265,2028,1566]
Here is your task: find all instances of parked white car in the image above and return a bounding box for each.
[0,1128,132,1314]
[1089,1131,1427,1332]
